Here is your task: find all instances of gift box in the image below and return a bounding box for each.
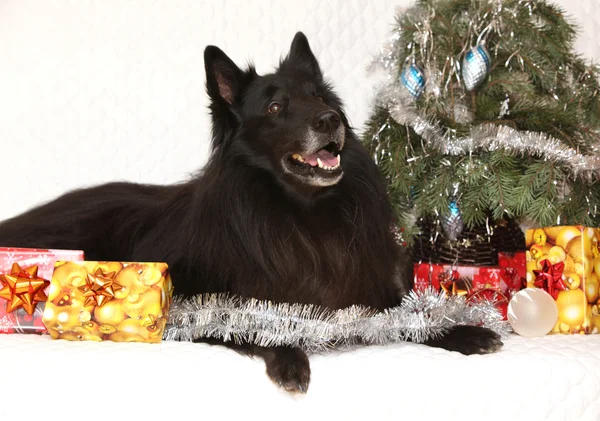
[525,226,600,334]
[0,247,84,334]
[498,251,526,287]
[413,262,519,294]
[42,261,173,343]
[413,261,523,319]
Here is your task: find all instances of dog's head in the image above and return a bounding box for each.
[204,32,349,191]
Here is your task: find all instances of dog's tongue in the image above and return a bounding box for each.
[304,149,337,167]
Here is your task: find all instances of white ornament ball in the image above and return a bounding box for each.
[507,288,558,338]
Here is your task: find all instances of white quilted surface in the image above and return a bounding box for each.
[1,333,600,421]
[1,2,600,419]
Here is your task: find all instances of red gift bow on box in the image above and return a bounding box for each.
[0,263,50,315]
[533,259,567,299]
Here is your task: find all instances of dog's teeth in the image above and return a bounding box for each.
[292,154,305,163]
[317,157,324,169]
[337,154,341,166]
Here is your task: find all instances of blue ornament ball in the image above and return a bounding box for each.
[462,44,491,91]
[400,63,426,99]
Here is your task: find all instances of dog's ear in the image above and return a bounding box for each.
[281,32,322,79]
[204,46,246,105]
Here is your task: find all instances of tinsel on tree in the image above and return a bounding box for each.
[364,0,600,248]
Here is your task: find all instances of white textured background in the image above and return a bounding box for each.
[0,0,598,221]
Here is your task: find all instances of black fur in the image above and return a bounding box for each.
[0,32,502,393]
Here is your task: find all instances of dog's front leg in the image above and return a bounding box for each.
[257,345,311,393]
[423,325,503,355]
[196,338,311,393]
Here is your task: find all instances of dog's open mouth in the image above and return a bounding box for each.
[287,142,342,174]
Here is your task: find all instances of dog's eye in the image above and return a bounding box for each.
[317,96,325,104]
[268,102,282,114]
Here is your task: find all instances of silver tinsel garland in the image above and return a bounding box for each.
[163,288,510,353]
[376,83,600,181]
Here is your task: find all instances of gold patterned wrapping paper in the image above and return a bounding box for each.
[42,261,173,343]
[526,226,600,334]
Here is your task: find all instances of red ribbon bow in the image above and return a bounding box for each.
[533,259,567,299]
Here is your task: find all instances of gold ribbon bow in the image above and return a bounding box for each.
[0,263,50,315]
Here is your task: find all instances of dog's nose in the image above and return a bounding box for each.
[313,110,341,133]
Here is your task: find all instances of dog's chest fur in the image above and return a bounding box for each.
[171,174,403,311]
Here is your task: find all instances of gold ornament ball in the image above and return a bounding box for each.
[123,287,162,320]
[81,320,104,337]
[565,236,593,262]
[547,246,566,264]
[586,273,599,303]
[51,262,88,290]
[559,322,572,334]
[115,265,150,298]
[543,227,564,243]
[564,273,581,290]
[533,229,547,246]
[556,289,586,327]
[43,297,91,333]
[117,318,150,339]
[530,244,552,260]
[556,226,583,250]
[140,267,162,286]
[93,299,126,326]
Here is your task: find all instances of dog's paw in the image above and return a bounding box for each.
[264,347,311,394]
[424,325,503,355]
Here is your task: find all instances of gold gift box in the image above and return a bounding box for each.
[42,261,174,343]
[526,226,600,334]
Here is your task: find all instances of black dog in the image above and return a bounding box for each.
[0,32,502,393]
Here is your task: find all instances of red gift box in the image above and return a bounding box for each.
[414,263,485,292]
[498,251,526,288]
[413,261,523,320]
[0,247,84,334]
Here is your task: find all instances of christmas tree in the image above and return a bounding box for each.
[363,0,600,258]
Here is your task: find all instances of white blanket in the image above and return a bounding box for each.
[2,333,599,421]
